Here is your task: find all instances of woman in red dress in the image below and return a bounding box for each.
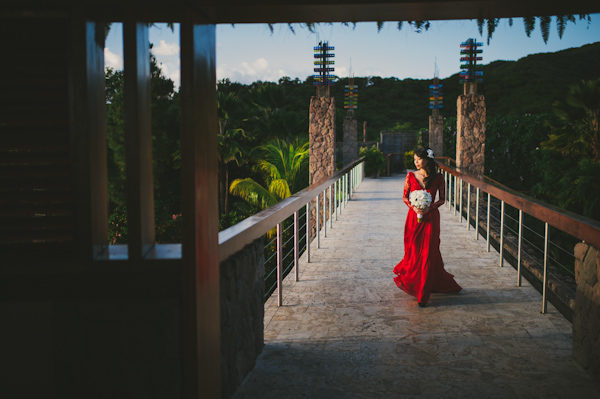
[393,147,462,307]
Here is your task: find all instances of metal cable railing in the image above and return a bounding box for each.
[219,159,364,305]
[438,159,599,317]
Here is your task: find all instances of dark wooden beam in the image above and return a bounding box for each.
[3,1,599,24]
[69,13,108,262]
[124,21,155,260]
[180,15,221,399]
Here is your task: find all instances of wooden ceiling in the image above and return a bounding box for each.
[3,0,599,23]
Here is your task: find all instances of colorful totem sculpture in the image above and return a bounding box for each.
[460,38,483,84]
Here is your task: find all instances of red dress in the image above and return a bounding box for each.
[393,172,462,304]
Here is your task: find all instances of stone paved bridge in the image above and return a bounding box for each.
[233,173,600,399]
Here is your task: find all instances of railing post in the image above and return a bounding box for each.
[335,180,338,220]
[316,193,320,248]
[447,172,451,210]
[486,193,491,252]
[467,183,471,230]
[349,169,353,198]
[306,202,311,263]
[329,185,333,229]
[500,200,505,267]
[542,222,549,314]
[459,178,463,223]
[517,209,523,287]
[277,222,283,307]
[475,187,480,240]
[323,189,327,237]
[454,175,458,216]
[294,210,299,282]
[344,173,348,207]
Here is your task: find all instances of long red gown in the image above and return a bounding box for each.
[393,172,462,304]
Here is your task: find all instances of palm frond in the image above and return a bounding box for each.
[269,179,292,201]
[524,16,536,37]
[230,178,278,209]
[477,19,485,36]
[556,15,567,39]
[540,16,551,44]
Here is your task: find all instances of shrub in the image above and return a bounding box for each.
[359,145,386,177]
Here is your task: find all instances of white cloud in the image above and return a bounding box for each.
[153,40,179,56]
[104,47,123,70]
[217,57,307,84]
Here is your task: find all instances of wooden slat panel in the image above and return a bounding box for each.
[0,16,75,258]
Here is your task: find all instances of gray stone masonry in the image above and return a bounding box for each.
[429,109,443,157]
[343,113,358,165]
[573,242,600,381]
[220,238,265,399]
[457,94,485,177]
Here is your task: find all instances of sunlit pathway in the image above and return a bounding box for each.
[232,173,600,399]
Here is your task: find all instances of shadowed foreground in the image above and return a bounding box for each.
[233,174,600,399]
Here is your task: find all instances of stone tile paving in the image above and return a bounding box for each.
[232,174,600,399]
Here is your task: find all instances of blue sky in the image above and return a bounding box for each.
[105,15,600,88]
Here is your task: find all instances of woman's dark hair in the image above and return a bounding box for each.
[414,147,438,188]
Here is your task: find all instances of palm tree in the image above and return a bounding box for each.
[229,137,309,210]
[217,90,251,216]
[218,128,248,215]
[542,78,600,161]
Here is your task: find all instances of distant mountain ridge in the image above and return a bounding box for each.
[326,41,600,134]
[442,41,600,118]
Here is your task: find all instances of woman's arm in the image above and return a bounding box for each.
[403,173,412,209]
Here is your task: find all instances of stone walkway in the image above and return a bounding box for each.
[232,174,600,399]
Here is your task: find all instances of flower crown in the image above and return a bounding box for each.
[427,149,434,159]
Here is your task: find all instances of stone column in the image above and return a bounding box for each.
[343,112,357,165]
[429,108,443,157]
[309,96,335,237]
[573,242,600,381]
[456,94,485,176]
[309,96,336,184]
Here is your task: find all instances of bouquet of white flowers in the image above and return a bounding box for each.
[409,190,432,223]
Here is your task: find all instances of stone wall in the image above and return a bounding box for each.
[220,238,265,399]
[429,109,443,157]
[573,242,600,381]
[309,96,335,185]
[456,94,485,177]
[343,114,358,165]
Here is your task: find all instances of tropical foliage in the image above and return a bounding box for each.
[359,145,386,176]
[230,138,310,209]
[542,78,600,161]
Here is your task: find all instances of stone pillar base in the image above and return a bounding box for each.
[456,94,485,176]
[573,242,600,381]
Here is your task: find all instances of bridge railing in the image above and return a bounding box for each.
[436,157,600,318]
[219,158,365,306]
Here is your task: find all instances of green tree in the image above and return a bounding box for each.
[230,138,309,209]
[542,78,600,161]
[105,49,181,243]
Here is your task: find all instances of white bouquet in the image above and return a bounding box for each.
[409,190,432,223]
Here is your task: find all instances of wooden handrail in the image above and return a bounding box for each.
[436,159,600,249]
[218,158,365,263]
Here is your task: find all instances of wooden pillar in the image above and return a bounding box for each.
[124,21,155,260]
[70,16,108,261]
[180,19,221,399]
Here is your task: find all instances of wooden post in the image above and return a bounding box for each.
[124,21,155,260]
[180,20,220,399]
[70,17,108,261]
